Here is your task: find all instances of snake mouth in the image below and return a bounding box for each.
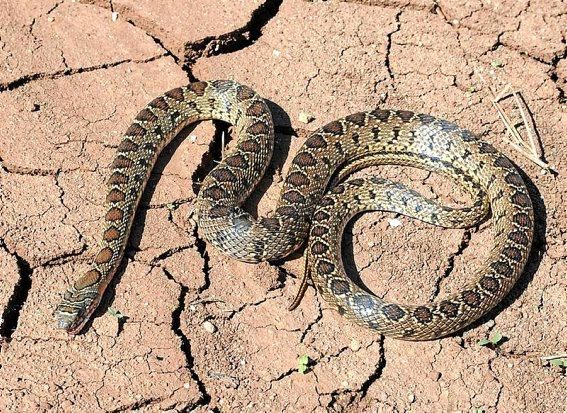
[54,299,92,335]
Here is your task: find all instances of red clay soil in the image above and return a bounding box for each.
[0,0,565,412]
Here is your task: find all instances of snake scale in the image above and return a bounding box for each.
[55,80,533,340]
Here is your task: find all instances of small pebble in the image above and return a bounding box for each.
[189,135,197,143]
[111,12,119,22]
[408,392,415,403]
[47,16,54,22]
[272,49,281,57]
[183,383,191,389]
[388,218,402,228]
[350,339,361,352]
[30,103,40,112]
[203,320,217,333]
[298,112,315,124]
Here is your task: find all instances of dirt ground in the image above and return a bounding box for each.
[0,0,565,412]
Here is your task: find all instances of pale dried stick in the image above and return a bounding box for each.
[513,91,539,156]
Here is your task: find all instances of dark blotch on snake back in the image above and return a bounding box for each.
[246,101,266,117]
[490,261,513,277]
[276,205,296,216]
[74,269,102,290]
[261,217,281,232]
[513,212,532,227]
[508,230,529,246]
[282,190,306,204]
[461,290,482,307]
[494,155,513,169]
[202,186,226,201]
[345,112,366,127]
[330,279,350,295]
[94,247,114,265]
[320,197,335,207]
[117,139,139,153]
[311,241,328,255]
[247,121,270,135]
[396,110,414,123]
[293,152,317,167]
[125,123,147,138]
[305,134,328,149]
[105,207,124,222]
[348,178,364,187]
[370,109,390,122]
[286,171,310,187]
[210,168,237,182]
[149,96,169,111]
[417,113,435,124]
[414,306,433,324]
[108,172,128,185]
[164,87,185,102]
[236,85,255,100]
[103,227,120,242]
[225,154,249,169]
[240,139,261,153]
[480,276,500,293]
[439,301,460,318]
[106,188,126,203]
[111,155,134,169]
[136,108,158,123]
[382,304,406,321]
[313,210,330,221]
[189,81,207,96]
[502,246,522,262]
[460,130,478,142]
[511,192,531,207]
[322,120,343,135]
[311,225,329,237]
[331,185,345,194]
[317,260,335,275]
[505,172,524,186]
[478,142,497,154]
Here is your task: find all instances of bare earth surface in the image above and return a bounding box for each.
[0,0,565,412]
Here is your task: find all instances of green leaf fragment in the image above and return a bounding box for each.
[107,307,126,320]
[477,339,492,347]
[491,60,504,68]
[298,355,310,374]
[490,332,504,344]
[550,358,566,367]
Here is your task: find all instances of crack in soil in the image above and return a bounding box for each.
[0,243,33,343]
[430,229,473,301]
[384,10,402,82]
[0,54,167,93]
[162,267,211,408]
[183,0,283,79]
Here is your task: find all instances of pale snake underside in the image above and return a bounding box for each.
[54,80,534,340]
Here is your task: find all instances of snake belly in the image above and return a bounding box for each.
[55,80,533,339]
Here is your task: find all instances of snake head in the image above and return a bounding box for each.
[54,288,98,334]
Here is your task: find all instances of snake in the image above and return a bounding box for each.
[54,80,533,340]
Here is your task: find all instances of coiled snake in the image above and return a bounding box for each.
[55,80,533,340]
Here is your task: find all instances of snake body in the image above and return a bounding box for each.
[55,80,533,340]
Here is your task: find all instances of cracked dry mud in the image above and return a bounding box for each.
[0,0,565,412]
